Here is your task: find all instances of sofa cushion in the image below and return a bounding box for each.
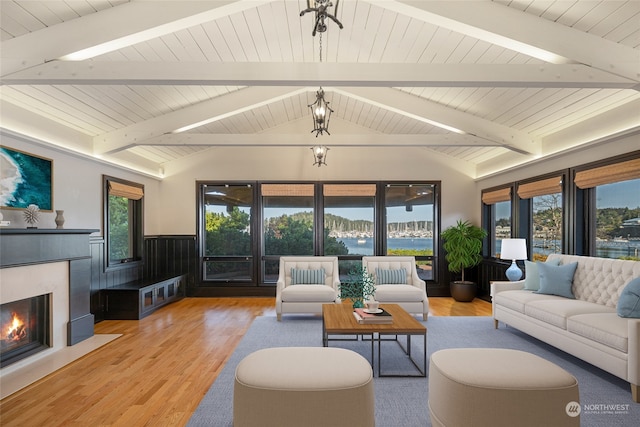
[524,258,561,291]
[291,268,325,285]
[375,268,407,285]
[493,290,561,314]
[617,277,640,318]
[525,299,615,329]
[281,285,336,302]
[546,254,640,307]
[567,313,628,353]
[536,262,578,298]
[374,284,424,302]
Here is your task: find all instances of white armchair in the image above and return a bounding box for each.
[362,256,429,320]
[276,256,340,321]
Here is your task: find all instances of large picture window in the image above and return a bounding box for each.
[196,181,440,289]
[103,176,143,269]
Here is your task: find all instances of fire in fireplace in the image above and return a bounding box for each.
[0,294,50,368]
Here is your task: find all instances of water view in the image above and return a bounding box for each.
[339,237,433,256]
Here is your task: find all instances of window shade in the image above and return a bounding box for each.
[517,176,562,199]
[482,187,511,205]
[261,184,314,196]
[574,158,640,189]
[323,184,376,197]
[109,181,144,200]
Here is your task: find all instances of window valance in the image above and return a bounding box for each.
[517,176,562,199]
[482,187,511,205]
[574,158,640,189]
[261,184,314,196]
[324,184,376,197]
[109,181,144,200]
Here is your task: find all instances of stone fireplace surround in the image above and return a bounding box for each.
[0,229,120,399]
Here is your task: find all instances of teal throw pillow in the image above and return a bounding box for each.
[375,268,407,285]
[535,262,578,298]
[291,268,325,285]
[524,258,561,291]
[617,278,640,318]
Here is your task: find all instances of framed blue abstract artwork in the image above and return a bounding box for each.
[0,146,53,211]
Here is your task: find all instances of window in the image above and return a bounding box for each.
[594,179,640,259]
[104,176,143,269]
[323,184,375,256]
[323,184,375,279]
[385,184,436,280]
[575,156,640,260]
[201,184,254,282]
[262,184,315,281]
[518,176,564,261]
[482,187,512,257]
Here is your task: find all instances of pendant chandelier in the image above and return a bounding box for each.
[311,145,329,167]
[309,87,332,137]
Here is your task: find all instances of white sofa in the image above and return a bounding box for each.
[362,256,429,320]
[491,254,640,402]
[276,256,340,321]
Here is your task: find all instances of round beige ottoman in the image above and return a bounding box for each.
[428,348,580,427]
[233,347,374,427]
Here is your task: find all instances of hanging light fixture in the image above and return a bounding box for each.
[301,0,343,166]
[300,1,343,36]
[311,145,329,167]
[309,87,333,137]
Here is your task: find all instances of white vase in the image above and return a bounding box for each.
[55,210,65,229]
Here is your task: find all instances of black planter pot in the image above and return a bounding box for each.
[450,281,477,302]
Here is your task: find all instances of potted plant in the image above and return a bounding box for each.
[338,265,376,308]
[441,220,487,302]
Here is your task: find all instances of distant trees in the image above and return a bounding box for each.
[205,209,348,256]
[532,194,563,255]
[108,195,130,261]
[205,206,251,256]
[596,207,640,239]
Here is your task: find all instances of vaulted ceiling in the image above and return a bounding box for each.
[1,0,639,178]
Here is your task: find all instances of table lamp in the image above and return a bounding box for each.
[500,238,528,281]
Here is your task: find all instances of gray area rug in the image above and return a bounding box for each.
[188,315,639,426]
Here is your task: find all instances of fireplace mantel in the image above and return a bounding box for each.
[0,228,98,268]
[0,228,98,345]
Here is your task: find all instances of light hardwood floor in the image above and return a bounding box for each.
[0,297,491,426]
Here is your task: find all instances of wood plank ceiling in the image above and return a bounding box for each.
[1,0,639,178]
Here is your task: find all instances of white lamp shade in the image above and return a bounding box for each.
[500,238,528,260]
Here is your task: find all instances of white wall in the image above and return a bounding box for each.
[476,132,640,191]
[0,132,160,234]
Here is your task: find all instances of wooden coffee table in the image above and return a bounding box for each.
[322,303,427,377]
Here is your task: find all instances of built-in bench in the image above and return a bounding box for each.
[102,274,186,320]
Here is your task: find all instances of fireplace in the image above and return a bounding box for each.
[0,294,51,368]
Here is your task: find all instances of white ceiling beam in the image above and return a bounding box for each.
[0,1,270,76]
[370,0,640,82]
[2,61,635,89]
[135,133,500,147]
[338,87,540,155]
[92,86,304,155]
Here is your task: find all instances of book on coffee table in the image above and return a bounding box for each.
[353,308,393,324]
